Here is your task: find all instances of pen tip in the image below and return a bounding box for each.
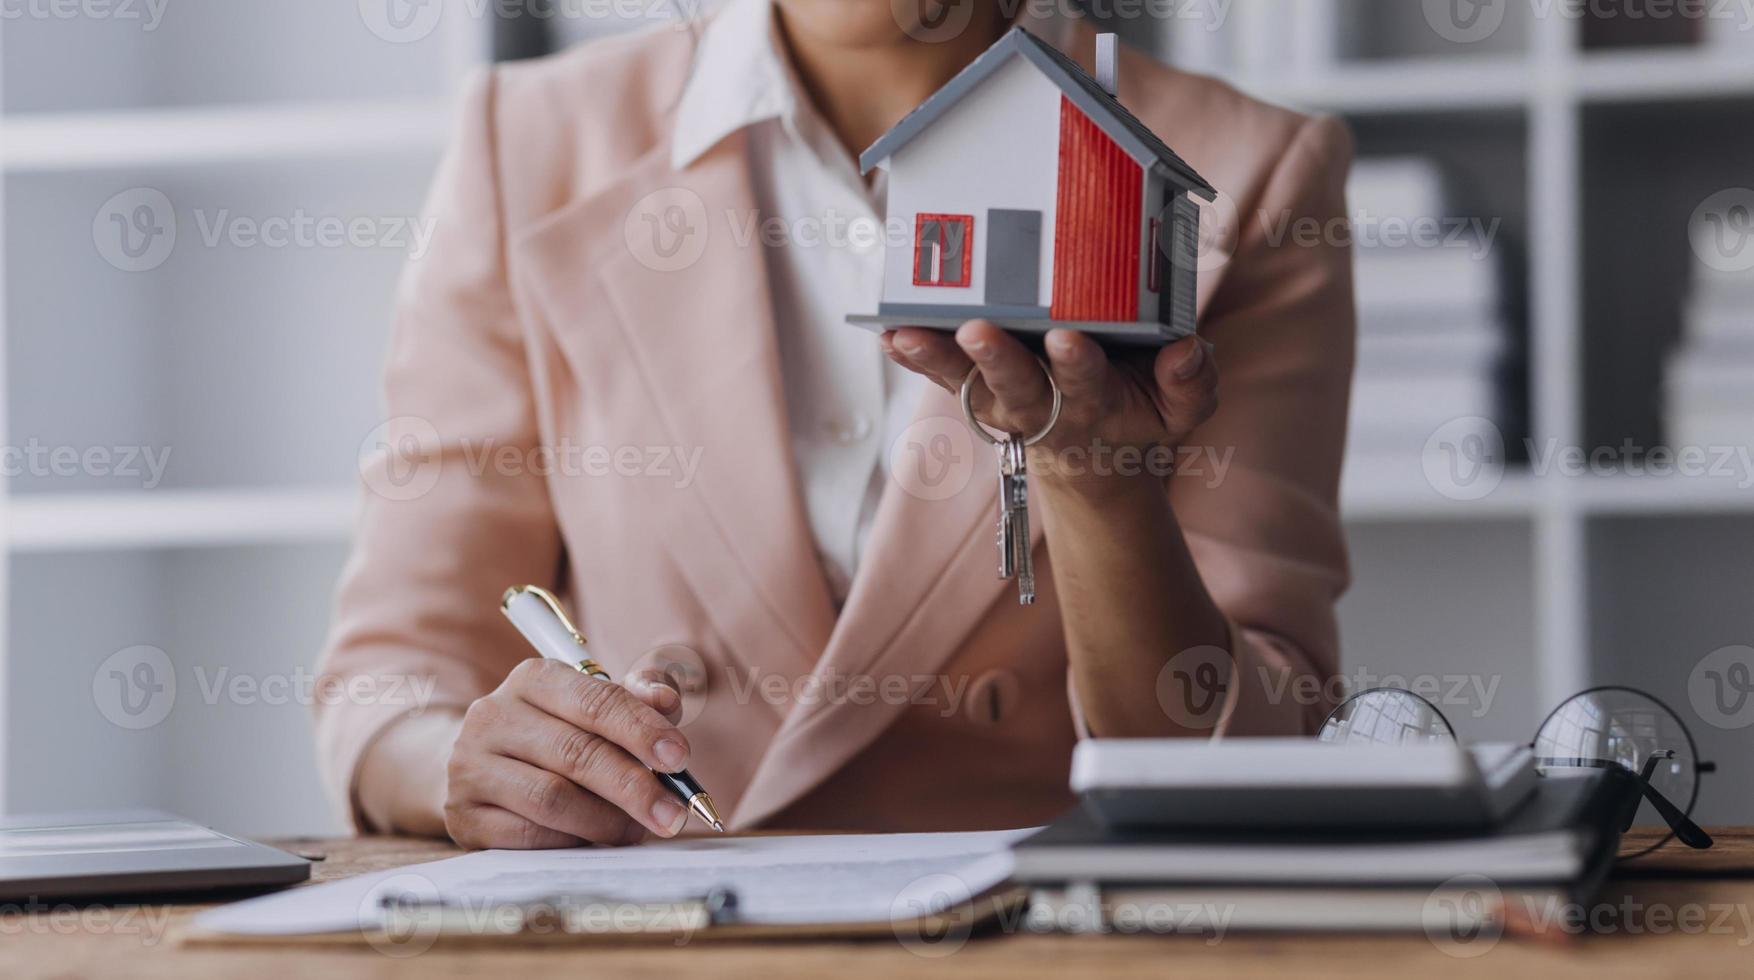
[688,793,726,833]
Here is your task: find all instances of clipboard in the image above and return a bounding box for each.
[179,884,1030,948]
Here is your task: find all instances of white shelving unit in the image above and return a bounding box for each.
[0,100,453,173]
[6,488,358,553]
[0,2,490,836]
[1118,2,1754,822]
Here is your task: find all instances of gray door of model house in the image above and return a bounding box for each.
[985,209,1042,308]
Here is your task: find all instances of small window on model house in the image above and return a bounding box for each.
[913,214,974,287]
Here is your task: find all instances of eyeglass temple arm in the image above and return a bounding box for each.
[1635,774,1714,849]
[1638,753,1714,849]
[1536,756,1714,850]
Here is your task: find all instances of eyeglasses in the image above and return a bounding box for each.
[1319,685,1716,860]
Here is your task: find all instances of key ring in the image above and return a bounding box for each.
[959,357,1063,448]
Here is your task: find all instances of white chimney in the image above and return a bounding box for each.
[1095,33,1117,95]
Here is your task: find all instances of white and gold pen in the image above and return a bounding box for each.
[500,585,725,833]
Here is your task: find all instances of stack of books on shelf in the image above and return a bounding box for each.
[1666,261,1754,451]
[1343,157,1510,481]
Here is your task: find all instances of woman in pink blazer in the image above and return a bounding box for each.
[317,0,1356,846]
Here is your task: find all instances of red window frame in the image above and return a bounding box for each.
[912,213,974,288]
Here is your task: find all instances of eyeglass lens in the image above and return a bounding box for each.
[1318,688,1457,745]
[1532,687,1708,858]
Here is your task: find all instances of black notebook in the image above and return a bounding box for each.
[1012,768,1633,890]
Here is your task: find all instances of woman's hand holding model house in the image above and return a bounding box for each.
[884,320,1232,738]
[883,322,1219,493]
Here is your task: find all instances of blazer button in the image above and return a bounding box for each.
[964,668,1021,727]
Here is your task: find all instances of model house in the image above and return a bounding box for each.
[848,29,1217,346]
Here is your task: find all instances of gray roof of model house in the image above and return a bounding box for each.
[859,27,1218,201]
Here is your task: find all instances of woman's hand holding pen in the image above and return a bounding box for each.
[881,321,1219,498]
[443,660,692,849]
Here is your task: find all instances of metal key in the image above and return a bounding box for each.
[995,439,1017,581]
[996,437,1036,605]
[960,357,1060,608]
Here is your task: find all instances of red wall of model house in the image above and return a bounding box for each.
[1050,97,1141,322]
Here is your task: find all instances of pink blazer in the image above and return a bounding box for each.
[316,16,1356,833]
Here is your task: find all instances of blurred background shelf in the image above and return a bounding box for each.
[1341,471,1543,522]
[0,0,465,115]
[1239,59,1534,114]
[0,0,483,834]
[1239,51,1754,113]
[7,488,356,552]
[1343,472,1754,520]
[1577,49,1754,102]
[1,101,452,172]
[7,542,352,836]
[1574,476,1754,516]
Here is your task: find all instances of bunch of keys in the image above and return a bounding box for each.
[961,360,1063,605]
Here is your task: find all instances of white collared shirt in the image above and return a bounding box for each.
[671,0,927,606]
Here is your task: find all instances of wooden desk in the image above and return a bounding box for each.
[5,830,1753,980]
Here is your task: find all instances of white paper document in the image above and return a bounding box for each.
[194,829,1031,936]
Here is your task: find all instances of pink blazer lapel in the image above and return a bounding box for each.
[731,385,1048,827]
[510,135,838,693]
